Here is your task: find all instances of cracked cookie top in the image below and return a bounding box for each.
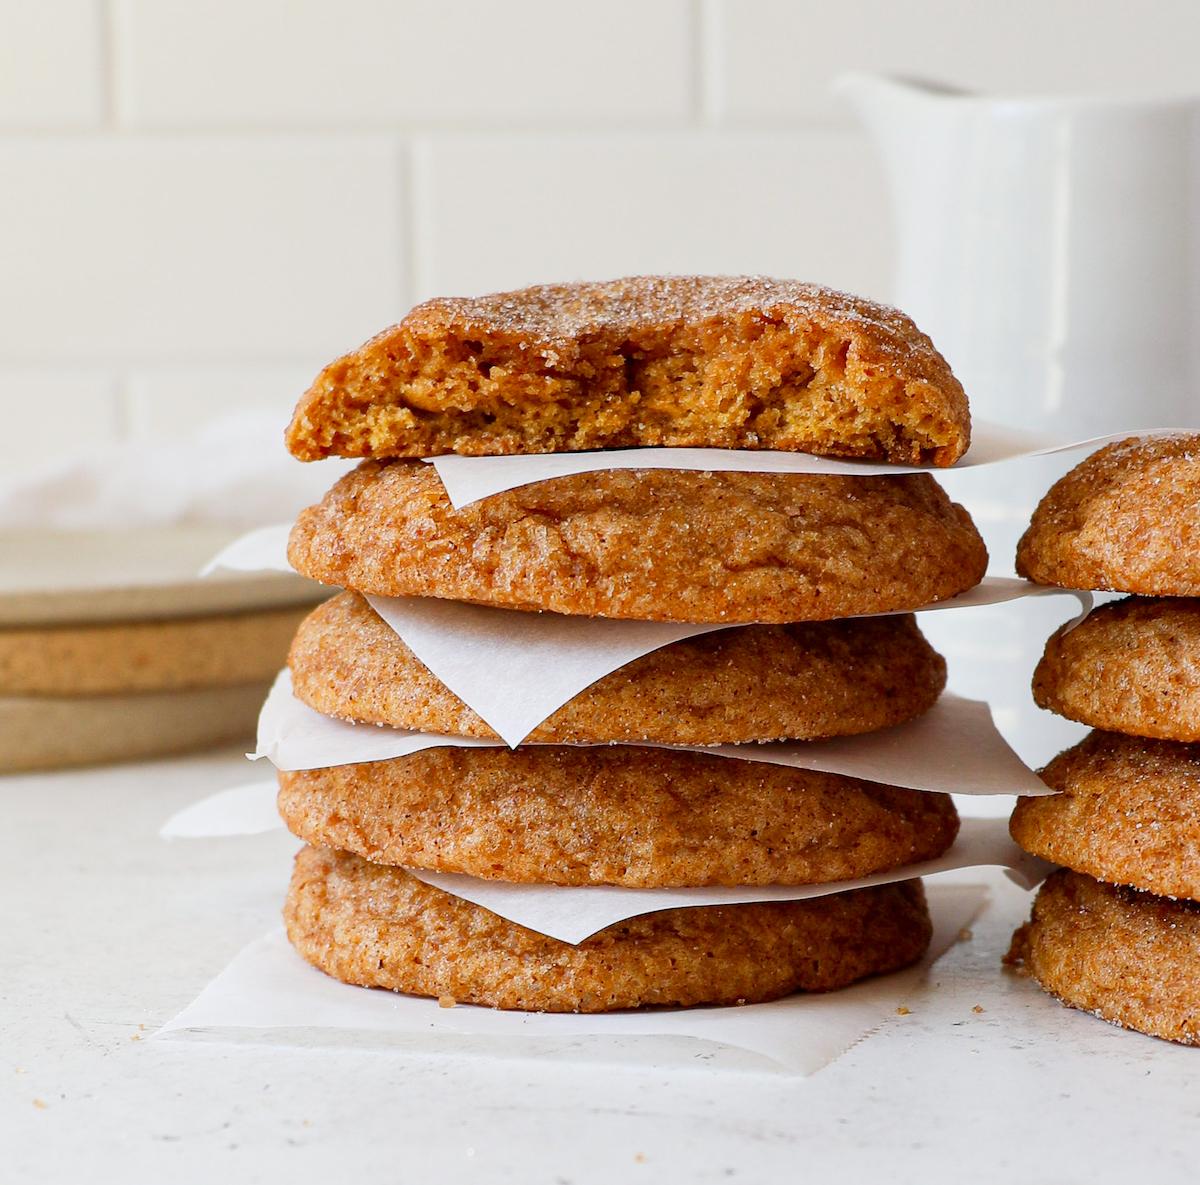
[286,461,987,622]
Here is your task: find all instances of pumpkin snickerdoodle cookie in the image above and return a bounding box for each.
[1033,597,1200,741]
[277,746,960,888]
[287,463,987,622]
[288,592,948,744]
[1010,730,1200,901]
[285,275,970,466]
[1006,869,1200,1046]
[1016,433,1200,595]
[285,846,934,1012]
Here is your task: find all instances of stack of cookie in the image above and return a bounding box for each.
[275,275,988,1012]
[1006,434,1200,1044]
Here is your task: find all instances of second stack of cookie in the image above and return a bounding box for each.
[276,275,989,1013]
[1007,434,1200,1044]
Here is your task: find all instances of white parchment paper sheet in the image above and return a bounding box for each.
[426,425,1185,507]
[162,779,285,838]
[242,669,1052,796]
[201,523,295,575]
[160,771,1049,942]
[360,586,1091,746]
[155,883,986,1074]
[408,818,1046,942]
[252,669,497,768]
[201,524,1091,745]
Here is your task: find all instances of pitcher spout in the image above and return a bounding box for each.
[834,72,967,143]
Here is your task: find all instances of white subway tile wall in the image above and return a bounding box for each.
[709,0,1200,125]
[412,132,891,301]
[0,1,105,128]
[123,366,327,440]
[0,137,404,362]
[1,0,1197,469]
[114,0,695,128]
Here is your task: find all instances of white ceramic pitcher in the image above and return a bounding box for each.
[839,74,1200,772]
[838,73,1199,437]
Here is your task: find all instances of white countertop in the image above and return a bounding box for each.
[3,750,1196,1183]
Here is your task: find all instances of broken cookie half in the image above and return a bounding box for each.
[285,275,971,467]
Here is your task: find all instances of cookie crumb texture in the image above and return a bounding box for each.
[1011,730,1200,901]
[288,462,986,622]
[1033,597,1200,742]
[289,592,947,743]
[277,746,960,887]
[1016,433,1200,595]
[1006,870,1200,1045]
[284,846,933,1012]
[285,277,969,467]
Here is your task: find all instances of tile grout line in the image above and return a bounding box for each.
[398,135,418,311]
[693,0,722,128]
[406,135,432,305]
[99,0,119,129]
[110,370,132,442]
[685,0,702,126]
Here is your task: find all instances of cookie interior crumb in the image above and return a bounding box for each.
[286,275,970,467]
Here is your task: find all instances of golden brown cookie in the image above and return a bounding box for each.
[289,591,947,743]
[285,846,933,1012]
[1010,730,1200,900]
[1016,434,1200,595]
[285,275,970,466]
[1033,596,1200,741]
[1006,869,1200,1045]
[277,746,959,887]
[288,462,987,623]
[0,605,310,696]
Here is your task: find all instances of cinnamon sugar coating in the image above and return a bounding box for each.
[284,846,933,1012]
[285,275,970,466]
[1006,870,1200,1045]
[1016,434,1200,595]
[288,592,947,743]
[277,747,959,887]
[1033,596,1200,741]
[287,462,987,622]
[1010,730,1200,900]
